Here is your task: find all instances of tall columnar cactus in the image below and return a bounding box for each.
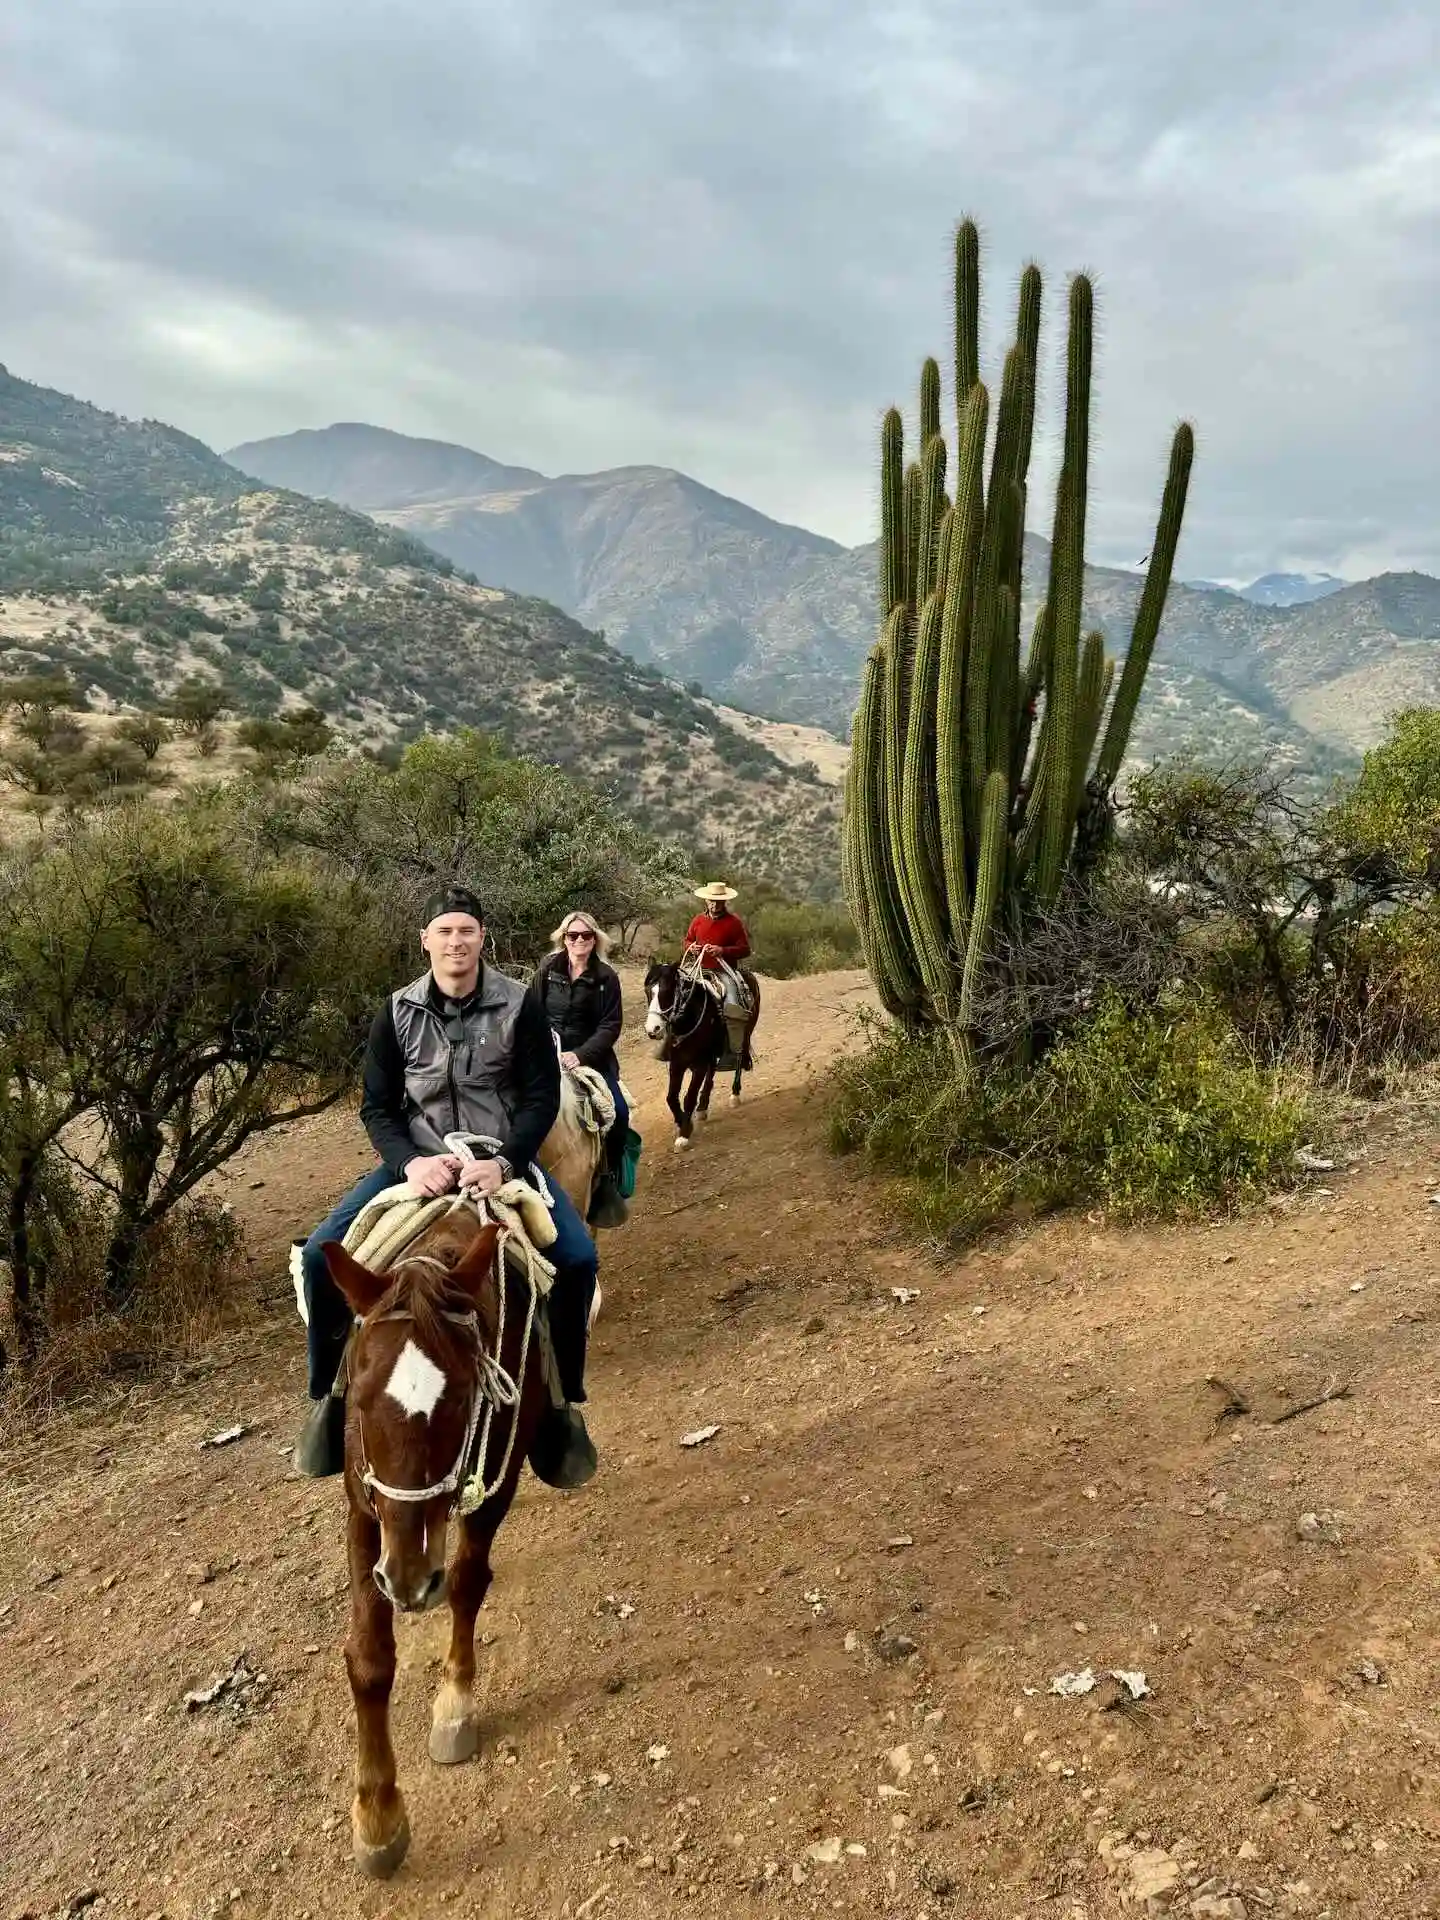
[843,218,1195,1050]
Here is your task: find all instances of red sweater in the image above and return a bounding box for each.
[685,910,752,969]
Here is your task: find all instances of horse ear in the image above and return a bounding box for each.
[449,1224,501,1303]
[321,1242,389,1319]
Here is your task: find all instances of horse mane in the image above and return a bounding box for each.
[368,1224,495,1376]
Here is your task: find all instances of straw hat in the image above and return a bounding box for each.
[549,908,613,959]
[694,881,739,902]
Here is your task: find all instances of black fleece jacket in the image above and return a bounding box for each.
[536,951,623,1076]
[359,971,560,1178]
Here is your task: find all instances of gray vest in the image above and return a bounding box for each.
[390,966,528,1157]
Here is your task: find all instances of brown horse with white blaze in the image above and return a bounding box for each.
[320,1206,549,1879]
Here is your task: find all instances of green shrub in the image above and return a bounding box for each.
[831,992,1305,1245]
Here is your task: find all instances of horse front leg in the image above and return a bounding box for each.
[679,1059,707,1137]
[430,1517,496,1765]
[669,1059,694,1150]
[344,1505,409,1878]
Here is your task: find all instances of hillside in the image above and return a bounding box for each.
[6,969,1440,1916]
[229,423,1440,780]
[0,370,842,897]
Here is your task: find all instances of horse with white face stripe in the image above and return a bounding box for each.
[643,956,761,1149]
[319,1211,549,1881]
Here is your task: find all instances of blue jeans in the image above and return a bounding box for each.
[600,1065,630,1173]
[301,1164,599,1404]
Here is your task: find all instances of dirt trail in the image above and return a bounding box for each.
[4,968,1440,1920]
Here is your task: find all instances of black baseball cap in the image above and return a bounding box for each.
[421,885,485,927]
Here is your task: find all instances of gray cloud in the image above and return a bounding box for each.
[2,0,1437,581]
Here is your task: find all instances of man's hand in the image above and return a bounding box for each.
[405,1153,460,1198]
[559,1050,580,1072]
[457,1157,505,1198]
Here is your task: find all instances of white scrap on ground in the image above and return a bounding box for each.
[1049,1667,1151,1700]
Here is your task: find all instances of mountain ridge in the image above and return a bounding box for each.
[1,367,843,897]
[226,423,1440,777]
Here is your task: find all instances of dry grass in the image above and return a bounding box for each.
[0,1192,262,1428]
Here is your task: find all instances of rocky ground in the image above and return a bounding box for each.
[3,968,1440,1919]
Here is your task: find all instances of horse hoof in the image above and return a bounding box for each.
[429,1716,481,1766]
[730,1093,741,1107]
[673,1136,691,1153]
[354,1813,411,1879]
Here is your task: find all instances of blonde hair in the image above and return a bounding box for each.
[548,908,613,960]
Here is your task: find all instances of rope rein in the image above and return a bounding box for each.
[351,1135,553,1518]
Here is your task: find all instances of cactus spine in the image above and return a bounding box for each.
[846,221,1195,1057]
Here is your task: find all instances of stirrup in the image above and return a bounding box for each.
[528,1405,597,1490]
[295,1391,346,1478]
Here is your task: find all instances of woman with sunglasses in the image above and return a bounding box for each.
[536,910,629,1224]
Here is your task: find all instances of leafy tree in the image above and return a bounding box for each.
[116,712,171,761]
[237,705,334,767]
[0,800,397,1320]
[270,728,688,966]
[0,673,73,720]
[1325,708,1440,887]
[168,675,226,735]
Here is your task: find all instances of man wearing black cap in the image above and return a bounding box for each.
[293,885,599,1488]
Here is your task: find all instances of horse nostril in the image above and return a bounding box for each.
[373,1565,394,1603]
[424,1568,446,1605]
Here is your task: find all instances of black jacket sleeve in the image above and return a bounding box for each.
[500,986,562,1174]
[359,1002,420,1178]
[574,965,623,1069]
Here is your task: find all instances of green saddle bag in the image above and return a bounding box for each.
[618,1127,643,1200]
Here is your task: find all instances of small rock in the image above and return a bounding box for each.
[1236,1841,1260,1861]
[1296,1510,1343,1545]
[1129,1847,1181,1906]
[646,1743,669,1765]
[1294,1147,1335,1173]
[886,1743,913,1782]
[1190,1897,1247,1919]
[844,1630,862,1654]
[804,1837,842,1866]
[919,1860,957,1897]
[679,1425,720,1449]
[1356,1658,1386,1685]
[885,1535,914,1551]
[890,1286,920,1305]
[875,1630,919,1664]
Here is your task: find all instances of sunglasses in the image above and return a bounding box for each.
[565,928,596,942]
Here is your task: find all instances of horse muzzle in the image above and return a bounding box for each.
[374,1560,448,1613]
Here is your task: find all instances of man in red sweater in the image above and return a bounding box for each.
[685,881,756,1069]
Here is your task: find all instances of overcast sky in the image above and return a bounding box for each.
[3,0,1437,582]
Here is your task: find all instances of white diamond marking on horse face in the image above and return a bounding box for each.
[384,1338,448,1420]
[645,984,666,1039]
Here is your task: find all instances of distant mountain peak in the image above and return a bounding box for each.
[1239,571,1348,608]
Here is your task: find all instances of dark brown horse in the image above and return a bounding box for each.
[320,1206,549,1878]
[643,954,761,1150]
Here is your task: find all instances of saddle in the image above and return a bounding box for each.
[565,1063,631,1136]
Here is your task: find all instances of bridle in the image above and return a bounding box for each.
[352,1289,493,1514]
[350,1169,548,1518]
[652,949,714,1045]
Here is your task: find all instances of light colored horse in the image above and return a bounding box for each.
[537,1070,604,1223]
